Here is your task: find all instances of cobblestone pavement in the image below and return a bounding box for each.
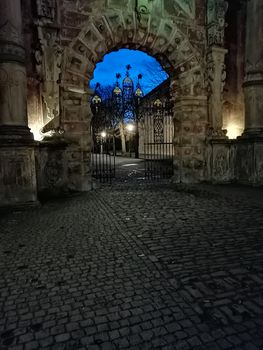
[1,164,263,349]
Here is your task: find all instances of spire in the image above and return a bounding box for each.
[113,73,122,96]
[135,74,144,98]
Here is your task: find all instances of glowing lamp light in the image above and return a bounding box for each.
[30,124,43,141]
[126,124,135,132]
[226,124,242,139]
[101,131,107,138]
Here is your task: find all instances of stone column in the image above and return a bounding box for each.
[171,74,208,184]
[0,0,32,136]
[0,0,37,206]
[207,47,228,136]
[243,0,263,136]
[235,0,263,186]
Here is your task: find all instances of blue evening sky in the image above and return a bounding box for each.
[90,49,168,95]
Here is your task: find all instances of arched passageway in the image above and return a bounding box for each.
[89,49,174,183]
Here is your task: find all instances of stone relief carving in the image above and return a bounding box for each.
[207,48,227,135]
[163,0,195,18]
[214,151,228,178]
[207,0,228,47]
[35,25,62,123]
[237,146,252,180]
[175,0,195,17]
[34,0,62,129]
[136,0,151,14]
[37,0,56,21]
[44,154,63,186]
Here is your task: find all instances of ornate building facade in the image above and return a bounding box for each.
[0,0,262,206]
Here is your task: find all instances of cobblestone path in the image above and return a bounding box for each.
[1,174,263,349]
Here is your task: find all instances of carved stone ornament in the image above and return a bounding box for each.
[207,0,228,46]
[37,0,56,21]
[207,126,228,139]
[35,22,62,122]
[135,0,152,22]
[214,151,228,177]
[174,0,195,17]
[44,154,63,186]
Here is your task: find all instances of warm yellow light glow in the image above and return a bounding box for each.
[226,124,243,139]
[30,124,44,141]
[126,123,135,132]
[101,131,107,138]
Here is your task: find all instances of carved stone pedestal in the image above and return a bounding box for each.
[236,136,263,185]
[36,139,69,198]
[207,138,236,183]
[0,127,37,207]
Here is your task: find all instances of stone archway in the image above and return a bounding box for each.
[47,4,208,188]
[10,0,212,200]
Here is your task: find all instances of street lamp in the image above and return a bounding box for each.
[101,131,107,138]
[126,123,135,132]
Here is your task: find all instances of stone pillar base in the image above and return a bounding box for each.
[0,125,34,142]
[236,136,263,185]
[0,127,38,207]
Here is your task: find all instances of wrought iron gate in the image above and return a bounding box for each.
[91,114,116,183]
[140,99,174,180]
